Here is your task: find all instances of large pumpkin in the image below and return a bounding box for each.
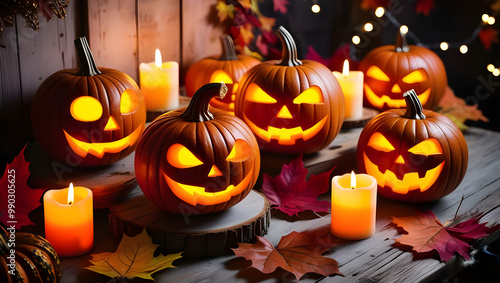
[0,226,61,282]
[234,26,344,154]
[185,34,261,114]
[31,37,146,167]
[135,83,260,214]
[356,89,468,202]
[359,28,447,111]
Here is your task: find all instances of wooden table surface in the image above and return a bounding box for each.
[46,125,500,282]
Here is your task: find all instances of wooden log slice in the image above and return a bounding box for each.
[341,107,379,129]
[109,188,270,258]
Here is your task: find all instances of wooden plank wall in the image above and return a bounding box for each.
[0,0,224,162]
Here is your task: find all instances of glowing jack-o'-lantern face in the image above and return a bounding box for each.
[162,140,253,206]
[356,89,468,202]
[234,26,344,154]
[362,132,445,194]
[64,89,143,159]
[359,30,447,111]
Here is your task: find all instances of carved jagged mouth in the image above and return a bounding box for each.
[63,126,142,158]
[163,168,253,206]
[363,153,444,194]
[243,115,328,145]
[364,85,431,109]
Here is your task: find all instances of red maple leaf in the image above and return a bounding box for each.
[0,145,46,228]
[262,155,334,217]
[415,0,435,16]
[478,28,499,50]
[305,44,357,72]
[232,224,343,280]
[274,0,289,14]
[392,210,497,262]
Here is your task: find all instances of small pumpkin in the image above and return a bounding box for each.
[0,225,61,282]
[356,89,468,202]
[185,34,261,114]
[135,82,260,214]
[31,37,146,167]
[234,26,344,154]
[359,28,447,111]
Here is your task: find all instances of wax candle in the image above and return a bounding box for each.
[331,171,377,240]
[333,60,364,120]
[139,49,179,111]
[44,183,93,257]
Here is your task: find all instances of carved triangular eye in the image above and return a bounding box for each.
[402,69,428,84]
[245,83,277,104]
[167,144,203,168]
[408,138,442,156]
[71,96,103,122]
[366,66,391,82]
[226,139,251,162]
[293,86,324,104]
[210,70,233,84]
[367,132,395,152]
[120,89,139,114]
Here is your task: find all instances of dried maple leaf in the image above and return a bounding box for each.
[262,155,334,217]
[392,210,495,262]
[415,0,435,16]
[233,224,342,281]
[86,228,182,280]
[438,86,489,131]
[0,145,45,228]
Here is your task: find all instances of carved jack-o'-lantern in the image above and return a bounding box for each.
[356,90,468,202]
[185,35,261,114]
[234,26,344,154]
[31,37,146,167]
[135,83,260,214]
[359,28,447,111]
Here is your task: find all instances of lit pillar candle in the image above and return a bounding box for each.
[139,49,179,111]
[333,60,364,120]
[44,183,93,257]
[331,171,377,240]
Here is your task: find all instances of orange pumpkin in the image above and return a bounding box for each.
[135,83,260,214]
[234,26,344,154]
[31,37,146,167]
[185,34,261,114]
[359,29,447,111]
[356,89,468,202]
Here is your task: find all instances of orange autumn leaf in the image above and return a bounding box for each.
[86,228,182,280]
[438,86,489,130]
[233,225,342,281]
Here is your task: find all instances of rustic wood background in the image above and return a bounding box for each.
[0,0,224,161]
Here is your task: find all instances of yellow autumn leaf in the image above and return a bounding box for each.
[86,228,182,280]
[216,1,235,22]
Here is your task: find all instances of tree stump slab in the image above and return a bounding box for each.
[108,188,270,258]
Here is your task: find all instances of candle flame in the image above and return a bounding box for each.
[155,48,162,70]
[68,183,74,205]
[342,60,349,77]
[350,171,356,189]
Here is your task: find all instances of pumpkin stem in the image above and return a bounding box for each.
[276,26,302,67]
[219,34,239,61]
[75,37,101,76]
[403,89,426,119]
[180,82,228,122]
[395,28,410,52]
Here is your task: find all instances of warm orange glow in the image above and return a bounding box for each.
[67,183,74,205]
[350,171,356,189]
[366,66,390,82]
[104,117,119,131]
[245,83,277,104]
[64,126,142,158]
[395,155,405,164]
[167,144,203,168]
[120,89,139,114]
[342,60,349,77]
[408,138,442,155]
[208,165,223,177]
[163,168,253,206]
[70,96,103,122]
[364,84,431,109]
[210,70,234,84]
[391,83,402,93]
[226,139,251,162]
[292,86,324,104]
[276,105,293,119]
[402,69,428,84]
[367,132,395,152]
[155,48,162,70]
[243,115,328,145]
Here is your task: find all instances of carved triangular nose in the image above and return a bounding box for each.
[392,83,402,93]
[208,165,223,177]
[104,117,120,131]
[395,155,405,164]
[276,105,293,119]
